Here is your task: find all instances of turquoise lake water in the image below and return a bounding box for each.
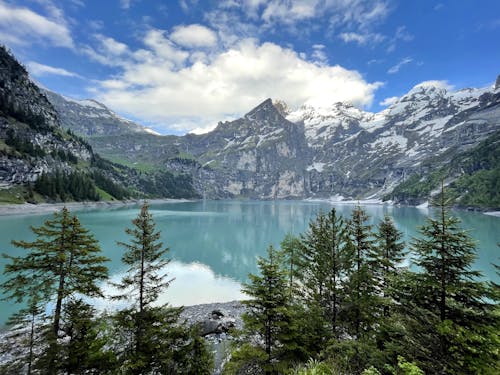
[0,200,499,326]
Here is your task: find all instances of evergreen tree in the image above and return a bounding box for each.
[299,208,351,339]
[112,202,213,374]
[59,299,116,374]
[408,189,500,373]
[374,215,406,317]
[344,205,378,338]
[0,287,48,375]
[278,233,303,300]
[238,245,294,374]
[1,207,109,374]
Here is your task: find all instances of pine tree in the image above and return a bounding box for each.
[344,205,378,338]
[112,202,214,374]
[239,245,294,374]
[60,299,116,374]
[299,208,351,339]
[278,233,303,300]
[374,215,406,317]
[409,188,500,373]
[0,287,48,375]
[1,207,109,374]
[112,202,172,350]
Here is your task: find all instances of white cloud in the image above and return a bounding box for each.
[27,61,82,78]
[311,44,328,65]
[412,80,453,91]
[387,57,413,74]
[379,96,399,106]
[170,24,218,48]
[0,1,73,48]
[339,31,385,45]
[89,36,382,134]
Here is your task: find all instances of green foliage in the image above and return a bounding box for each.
[92,171,130,200]
[298,208,352,340]
[5,128,46,157]
[59,299,116,374]
[1,207,109,373]
[238,245,296,373]
[406,190,500,373]
[113,202,171,311]
[343,205,379,339]
[138,169,199,198]
[34,170,100,202]
[292,359,337,375]
[396,356,424,375]
[110,203,214,374]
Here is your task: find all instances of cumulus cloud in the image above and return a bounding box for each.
[379,96,399,106]
[387,57,413,74]
[27,61,82,78]
[89,34,381,134]
[170,24,218,48]
[0,1,73,48]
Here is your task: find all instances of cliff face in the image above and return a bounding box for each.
[0,47,92,187]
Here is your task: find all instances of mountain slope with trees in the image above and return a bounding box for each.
[0,46,198,203]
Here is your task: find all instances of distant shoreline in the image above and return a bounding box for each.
[0,198,498,218]
[0,198,195,217]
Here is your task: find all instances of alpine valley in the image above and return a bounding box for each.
[1,46,499,208]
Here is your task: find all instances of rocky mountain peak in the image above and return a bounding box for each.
[244,98,284,122]
[272,99,291,117]
[495,74,500,91]
[43,89,150,137]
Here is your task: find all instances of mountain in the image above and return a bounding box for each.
[284,81,500,201]
[3,45,497,207]
[43,89,158,137]
[0,46,198,203]
[79,80,499,206]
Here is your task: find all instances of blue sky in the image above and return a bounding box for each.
[1,0,499,134]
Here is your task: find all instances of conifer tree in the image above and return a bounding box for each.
[299,208,351,339]
[344,205,378,338]
[0,288,48,375]
[60,299,115,374]
[374,215,406,316]
[113,202,172,351]
[239,245,294,374]
[408,188,500,374]
[112,202,213,374]
[1,207,109,374]
[278,233,303,300]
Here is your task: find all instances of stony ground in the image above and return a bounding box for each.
[181,300,247,374]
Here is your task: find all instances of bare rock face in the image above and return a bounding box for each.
[0,46,94,187]
[495,74,500,91]
[43,89,152,137]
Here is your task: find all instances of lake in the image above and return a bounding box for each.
[0,200,499,326]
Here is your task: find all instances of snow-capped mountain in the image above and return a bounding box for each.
[41,76,500,201]
[279,80,499,198]
[43,89,159,137]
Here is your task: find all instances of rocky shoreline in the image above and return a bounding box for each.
[0,198,195,216]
